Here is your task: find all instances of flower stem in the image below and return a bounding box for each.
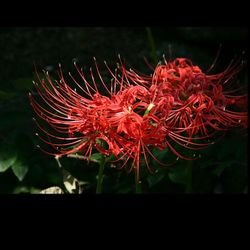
[55,155,62,169]
[185,160,193,193]
[135,171,142,194]
[146,27,158,66]
[96,157,106,194]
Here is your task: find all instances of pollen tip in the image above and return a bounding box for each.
[93,56,96,61]
[104,60,107,64]
[35,133,39,136]
[36,145,40,148]
[59,63,62,67]
[32,117,36,121]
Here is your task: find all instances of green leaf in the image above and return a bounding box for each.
[147,170,165,188]
[151,147,169,167]
[13,186,41,194]
[221,162,247,193]
[11,160,29,181]
[168,163,187,185]
[0,134,31,180]
[213,162,231,177]
[90,153,105,164]
[5,133,34,181]
[0,149,17,172]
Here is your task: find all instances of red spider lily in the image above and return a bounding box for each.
[122,57,248,139]
[29,61,171,180]
[30,55,248,181]
[106,87,169,179]
[29,62,120,159]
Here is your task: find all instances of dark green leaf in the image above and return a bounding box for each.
[13,186,40,194]
[147,170,165,188]
[0,152,17,172]
[11,160,29,181]
[213,162,231,177]
[151,147,169,167]
[90,153,105,164]
[168,163,188,185]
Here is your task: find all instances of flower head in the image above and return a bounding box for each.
[30,55,247,180]
[122,57,248,138]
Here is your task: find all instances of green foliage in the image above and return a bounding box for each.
[90,153,106,164]
[147,169,166,188]
[0,134,30,181]
[0,145,17,173]
[168,162,188,185]
[11,159,29,181]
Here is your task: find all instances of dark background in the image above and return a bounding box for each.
[0,27,248,193]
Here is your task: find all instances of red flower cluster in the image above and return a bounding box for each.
[29,57,248,180]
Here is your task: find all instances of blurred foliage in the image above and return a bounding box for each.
[0,27,248,193]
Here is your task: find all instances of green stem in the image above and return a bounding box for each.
[146,27,158,66]
[55,155,62,169]
[135,170,142,194]
[96,157,105,194]
[67,154,99,163]
[185,160,193,193]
